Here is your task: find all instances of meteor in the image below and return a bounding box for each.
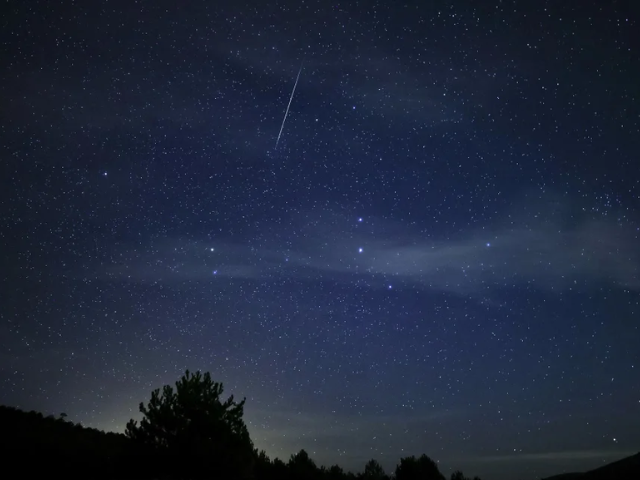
[274,62,303,149]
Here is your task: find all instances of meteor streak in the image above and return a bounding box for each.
[274,62,303,149]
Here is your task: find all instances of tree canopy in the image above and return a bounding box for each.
[361,459,388,480]
[125,369,254,479]
[395,454,446,480]
[1,370,487,480]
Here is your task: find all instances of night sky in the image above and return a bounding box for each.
[1,1,639,479]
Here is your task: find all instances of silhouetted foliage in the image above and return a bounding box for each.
[361,459,388,480]
[0,369,491,480]
[125,369,254,479]
[273,457,290,479]
[329,464,346,477]
[0,405,141,479]
[255,449,274,479]
[328,464,352,480]
[395,454,446,480]
[288,448,322,480]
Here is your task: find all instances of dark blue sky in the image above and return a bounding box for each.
[1,1,639,479]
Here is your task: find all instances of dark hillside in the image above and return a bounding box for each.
[0,405,146,479]
[542,452,640,480]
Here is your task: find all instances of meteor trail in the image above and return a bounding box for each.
[274,62,303,149]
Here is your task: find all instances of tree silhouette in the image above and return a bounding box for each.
[395,454,445,480]
[255,449,273,479]
[361,459,388,480]
[272,457,289,480]
[254,449,291,480]
[2,391,488,480]
[288,449,321,480]
[125,369,254,479]
[450,472,466,480]
[328,464,348,480]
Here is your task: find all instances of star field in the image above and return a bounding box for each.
[1,1,639,479]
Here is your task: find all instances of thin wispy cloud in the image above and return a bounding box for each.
[218,38,463,127]
[299,219,639,293]
[97,194,639,295]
